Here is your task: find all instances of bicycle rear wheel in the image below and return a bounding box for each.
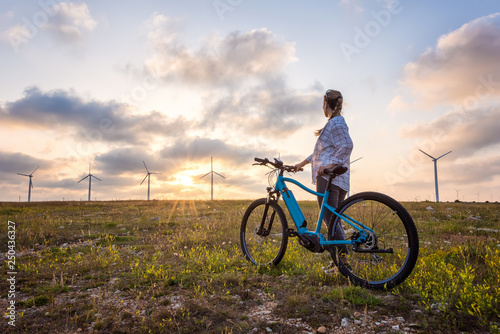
[240,198,288,266]
[328,192,419,289]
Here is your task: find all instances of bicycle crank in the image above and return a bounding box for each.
[297,233,325,253]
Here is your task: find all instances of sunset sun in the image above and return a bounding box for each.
[174,174,194,187]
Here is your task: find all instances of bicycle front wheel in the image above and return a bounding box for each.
[328,192,419,289]
[240,198,288,266]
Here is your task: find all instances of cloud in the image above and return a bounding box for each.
[83,139,278,199]
[0,86,191,145]
[95,147,159,175]
[0,151,46,175]
[201,86,322,138]
[394,13,500,160]
[139,15,319,138]
[160,137,264,166]
[1,2,97,51]
[45,2,98,42]
[143,13,297,86]
[451,155,500,184]
[390,13,500,189]
[1,24,31,44]
[94,137,274,182]
[0,13,323,200]
[399,105,500,159]
[388,95,411,113]
[399,12,500,107]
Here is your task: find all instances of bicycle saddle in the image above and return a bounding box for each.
[324,166,348,176]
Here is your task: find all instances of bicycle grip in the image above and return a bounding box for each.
[254,157,267,164]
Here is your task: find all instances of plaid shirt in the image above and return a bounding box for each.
[306,115,353,191]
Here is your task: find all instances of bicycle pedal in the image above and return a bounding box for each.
[286,229,298,237]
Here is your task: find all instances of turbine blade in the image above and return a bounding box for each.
[200,172,211,179]
[140,174,148,185]
[78,175,89,183]
[93,176,102,181]
[31,166,40,175]
[418,149,435,160]
[18,173,30,177]
[350,157,363,164]
[214,172,225,179]
[436,151,452,160]
[143,161,150,173]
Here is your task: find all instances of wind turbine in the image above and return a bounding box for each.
[17,166,39,202]
[419,149,451,202]
[455,189,461,201]
[78,163,101,201]
[140,161,160,201]
[200,157,225,200]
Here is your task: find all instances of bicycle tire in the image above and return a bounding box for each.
[240,198,288,266]
[328,192,419,289]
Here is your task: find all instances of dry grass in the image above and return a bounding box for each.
[0,200,499,333]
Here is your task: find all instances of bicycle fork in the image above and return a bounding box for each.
[257,189,280,237]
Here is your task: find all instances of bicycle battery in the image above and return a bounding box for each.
[281,188,307,228]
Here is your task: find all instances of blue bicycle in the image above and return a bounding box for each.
[240,158,419,289]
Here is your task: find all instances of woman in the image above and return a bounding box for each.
[295,89,353,254]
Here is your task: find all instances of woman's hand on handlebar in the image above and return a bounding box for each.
[294,160,309,172]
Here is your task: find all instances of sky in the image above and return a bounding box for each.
[0,0,499,202]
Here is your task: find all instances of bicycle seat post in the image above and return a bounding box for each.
[326,174,334,193]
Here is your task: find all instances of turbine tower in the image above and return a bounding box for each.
[17,166,39,202]
[419,149,451,202]
[78,163,101,201]
[140,161,160,201]
[200,157,225,200]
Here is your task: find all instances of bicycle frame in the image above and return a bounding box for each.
[244,158,418,289]
[274,174,375,246]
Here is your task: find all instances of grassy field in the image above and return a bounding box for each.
[1,199,499,333]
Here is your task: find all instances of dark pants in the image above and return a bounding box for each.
[316,177,348,255]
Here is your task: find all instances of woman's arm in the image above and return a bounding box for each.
[294,156,311,171]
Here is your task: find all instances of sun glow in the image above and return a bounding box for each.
[173,174,194,187]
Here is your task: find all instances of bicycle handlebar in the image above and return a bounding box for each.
[253,157,296,173]
[253,157,348,176]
